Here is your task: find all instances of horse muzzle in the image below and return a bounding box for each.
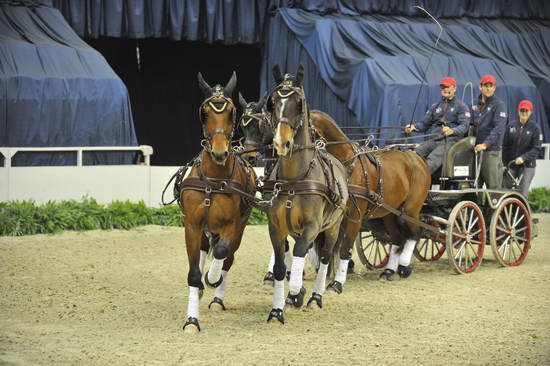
[210,150,229,165]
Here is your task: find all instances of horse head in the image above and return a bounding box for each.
[197,71,237,165]
[270,64,306,156]
[239,93,270,159]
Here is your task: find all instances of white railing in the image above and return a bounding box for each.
[0,145,154,167]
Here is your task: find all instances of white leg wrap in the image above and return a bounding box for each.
[187,286,200,318]
[207,258,224,284]
[399,239,416,266]
[267,250,275,272]
[199,250,207,275]
[334,259,349,284]
[313,262,328,295]
[272,279,285,310]
[288,256,306,295]
[213,270,228,299]
[386,245,399,271]
[306,247,319,270]
[284,248,293,271]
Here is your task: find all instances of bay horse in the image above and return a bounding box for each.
[263,65,349,324]
[310,111,431,287]
[178,72,257,333]
[238,93,318,286]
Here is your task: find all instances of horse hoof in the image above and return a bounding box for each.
[307,292,323,309]
[204,271,223,288]
[398,265,413,278]
[263,272,275,287]
[183,317,201,333]
[267,308,284,324]
[379,269,395,281]
[325,280,343,295]
[208,297,226,312]
[285,286,306,308]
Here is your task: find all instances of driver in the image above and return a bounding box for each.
[404,76,470,174]
[502,100,542,197]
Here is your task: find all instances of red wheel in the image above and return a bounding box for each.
[490,198,531,267]
[355,231,390,270]
[414,219,446,261]
[446,201,486,274]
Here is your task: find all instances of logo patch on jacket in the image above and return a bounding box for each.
[499,112,507,118]
[540,134,544,141]
[435,108,441,113]
[510,127,516,133]
[465,111,471,118]
[450,108,454,112]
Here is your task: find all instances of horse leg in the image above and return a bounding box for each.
[199,233,209,281]
[204,235,229,288]
[307,224,339,308]
[267,225,287,324]
[207,218,247,310]
[286,226,319,310]
[326,218,361,294]
[263,238,290,287]
[397,202,424,279]
[379,215,404,282]
[183,225,204,333]
[209,252,234,312]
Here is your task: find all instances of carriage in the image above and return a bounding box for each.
[355,135,539,274]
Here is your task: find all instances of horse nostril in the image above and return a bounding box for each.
[285,141,290,149]
[223,151,228,157]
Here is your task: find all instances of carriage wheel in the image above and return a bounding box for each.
[414,219,446,261]
[489,198,531,267]
[446,201,486,274]
[355,231,390,270]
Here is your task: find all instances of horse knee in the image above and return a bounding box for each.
[187,267,202,288]
[213,242,229,259]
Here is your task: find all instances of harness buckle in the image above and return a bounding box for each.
[204,198,211,207]
[205,186,212,194]
[220,181,227,191]
[286,199,293,209]
[288,189,295,196]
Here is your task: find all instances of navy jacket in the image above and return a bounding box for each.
[471,95,507,151]
[415,97,470,137]
[502,119,542,168]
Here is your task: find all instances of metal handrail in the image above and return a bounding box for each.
[0,145,154,167]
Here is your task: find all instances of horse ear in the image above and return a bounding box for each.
[225,71,237,97]
[238,92,247,109]
[255,92,268,112]
[197,72,212,97]
[272,64,283,84]
[295,64,304,86]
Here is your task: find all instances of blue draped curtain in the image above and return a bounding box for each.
[260,9,550,143]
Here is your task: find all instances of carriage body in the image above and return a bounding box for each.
[355,136,538,274]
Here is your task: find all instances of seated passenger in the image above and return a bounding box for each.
[404,77,470,174]
[502,100,542,197]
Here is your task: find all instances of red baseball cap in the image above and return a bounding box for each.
[439,77,456,87]
[518,99,533,111]
[480,74,496,85]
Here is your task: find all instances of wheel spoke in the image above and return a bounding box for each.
[514,226,528,234]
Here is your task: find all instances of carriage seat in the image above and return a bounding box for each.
[438,136,476,189]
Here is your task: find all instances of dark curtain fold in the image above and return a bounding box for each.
[0,2,138,166]
[48,0,550,41]
[50,0,270,43]
[260,9,550,144]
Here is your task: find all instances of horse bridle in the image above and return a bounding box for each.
[269,83,308,138]
[199,86,237,148]
[240,104,272,147]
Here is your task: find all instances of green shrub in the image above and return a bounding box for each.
[528,187,550,213]
[0,198,267,236]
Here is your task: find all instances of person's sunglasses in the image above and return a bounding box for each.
[519,109,530,113]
